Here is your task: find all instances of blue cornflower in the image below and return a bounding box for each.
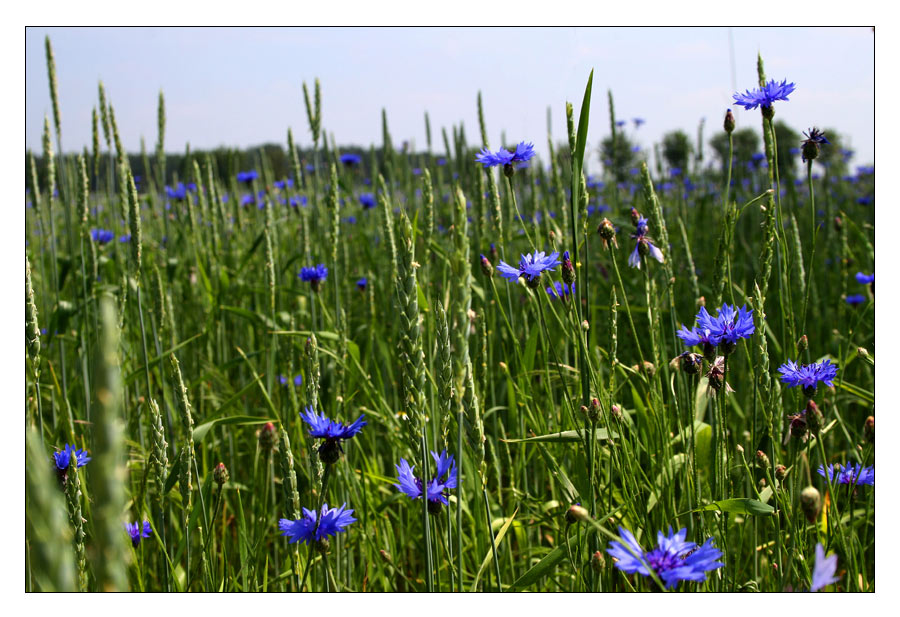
[615,120,626,128]
[54,444,91,471]
[845,294,866,306]
[855,272,874,285]
[732,78,796,112]
[546,281,575,300]
[340,153,362,166]
[237,170,258,183]
[279,374,303,387]
[394,450,458,514]
[778,358,838,397]
[166,183,187,201]
[818,463,874,487]
[90,228,115,245]
[359,193,376,209]
[436,157,447,166]
[496,250,561,288]
[119,234,131,243]
[299,264,328,292]
[633,117,645,129]
[810,543,840,592]
[687,303,756,354]
[273,178,293,190]
[124,521,152,548]
[628,217,664,269]
[299,406,366,464]
[670,167,682,177]
[801,128,829,163]
[279,503,356,546]
[474,141,536,169]
[607,527,724,589]
[356,277,368,291]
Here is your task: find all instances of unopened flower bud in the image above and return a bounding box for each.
[379,549,393,565]
[833,216,843,232]
[489,243,498,262]
[588,398,601,424]
[805,400,824,436]
[561,251,576,285]
[857,346,869,360]
[774,465,787,481]
[591,551,605,572]
[797,335,808,354]
[480,254,494,278]
[736,444,744,455]
[789,413,808,441]
[800,486,821,523]
[610,404,622,421]
[630,207,641,227]
[213,462,229,486]
[565,504,590,524]
[864,416,874,444]
[581,320,589,331]
[724,109,735,134]
[597,218,617,248]
[258,421,278,453]
[756,450,770,469]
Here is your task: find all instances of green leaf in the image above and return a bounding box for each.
[508,545,567,591]
[471,508,518,592]
[220,305,275,330]
[692,498,774,516]
[570,70,594,213]
[522,325,540,374]
[838,380,874,404]
[193,415,276,444]
[694,423,713,473]
[503,428,613,444]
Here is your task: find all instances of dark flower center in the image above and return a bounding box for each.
[644,548,682,573]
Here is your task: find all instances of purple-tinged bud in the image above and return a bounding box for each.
[597,218,617,249]
[864,415,874,444]
[805,400,824,436]
[774,465,787,481]
[489,243,498,262]
[789,413,808,441]
[697,295,707,308]
[756,450,770,469]
[213,462,229,486]
[724,109,735,134]
[258,421,278,453]
[610,404,622,421]
[480,254,494,278]
[800,486,821,523]
[630,207,641,227]
[833,216,843,232]
[591,551,605,572]
[797,335,808,354]
[561,250,576,285]
[588,398,601,423]
[379,549,393,565]
[857,346,869,360]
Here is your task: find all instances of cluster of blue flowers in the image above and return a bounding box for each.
[90,228,115,245]
[607,527,723,589]
[677,304,755,355]
[474,142,536,170]
[818,462,874,487]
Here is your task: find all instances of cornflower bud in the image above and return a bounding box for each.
[561,251,576,285]
[805,400,824,437]
[756,450,770,469]
[797,335,808,354]
[480,254,494,278]
[565,504,590,524]
[800,486,821,523]
[724,108,735,133]
[258,421,278,453]
[774,465,787,481]
[864,416,874,444]
[213,462,229,487]
[591,551,605,572]
[630,207,641,227]
[588,398,601,424]
[597,218,617,249]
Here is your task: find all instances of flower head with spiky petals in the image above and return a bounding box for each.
[778,359,838,397]
[607,527,723,589]
[359,193,376,209]
[855,272,874,285]
[340,153,362,166]
[474,141,536,169]
[53,444,91,470]
[732,79,796,111]
[845,294,866,306]
[237,170,258,183]
[299,406,366,464]
[818,462,874,487]
[394,450,458,513]
[687,303,756,353]
[496,250,561,288]
[124,521,152,548]
[810,543,840,592]
[279,503,356,545]
[300,264,328,292]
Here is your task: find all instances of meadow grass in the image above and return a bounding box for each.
[25,38,874,592]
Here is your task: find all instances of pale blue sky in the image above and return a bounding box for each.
[26,27,875,171]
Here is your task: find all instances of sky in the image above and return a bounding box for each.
[25,27,875,173]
